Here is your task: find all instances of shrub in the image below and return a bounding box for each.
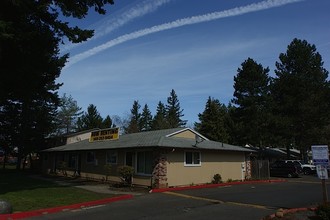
[117,165,134,186]
[316,203,330,220]
[212,174,222,184]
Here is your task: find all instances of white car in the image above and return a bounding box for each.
[284,160,316,175]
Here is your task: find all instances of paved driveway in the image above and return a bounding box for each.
[28,175,328,220]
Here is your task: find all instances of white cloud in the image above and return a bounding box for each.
[65,0,303,68]
[61,0,172,52]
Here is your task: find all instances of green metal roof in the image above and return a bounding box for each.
[43,128,254,153]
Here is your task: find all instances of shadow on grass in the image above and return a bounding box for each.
[0,169,115,212]
[0,169,60,194]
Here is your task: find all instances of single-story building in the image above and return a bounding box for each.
[41,127,254,188]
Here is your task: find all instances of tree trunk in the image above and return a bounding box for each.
[2,153,6,169]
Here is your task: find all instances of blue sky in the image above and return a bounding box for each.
[58,0,330,127]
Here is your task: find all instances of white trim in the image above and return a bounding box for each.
[166,128,209,141]
[184,151,201,167]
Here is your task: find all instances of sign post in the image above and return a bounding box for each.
[312,145,329,204]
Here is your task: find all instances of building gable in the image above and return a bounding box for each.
[165,128,208,141]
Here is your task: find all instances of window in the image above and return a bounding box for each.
[137,151,153,175]
[106,151,117,164]
[86,151,95,164]
[68,153,77,168]
[125,152,134,166]
[184,151,201,166]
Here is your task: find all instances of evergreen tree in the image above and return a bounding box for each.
[195,97,230,142]
[271,38,330,159]
[102,115,113,128]
[77,104,103,130]
[0,20,63,168]
[231,58,271,147]
[165,89,187,128]
[0,0,114,169]
[140,104,153,131]
[126,100,141,134]
[152,101,168,130]
[56,94,83,134]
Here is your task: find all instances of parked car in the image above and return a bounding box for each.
[270,160,303,178]
[283,160,316,175]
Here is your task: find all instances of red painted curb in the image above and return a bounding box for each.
[0,194,133,220]
[149,179,286,193]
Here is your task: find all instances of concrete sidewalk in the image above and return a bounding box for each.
[29,174,148,195]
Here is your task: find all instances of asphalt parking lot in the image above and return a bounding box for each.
[28,175,329,220]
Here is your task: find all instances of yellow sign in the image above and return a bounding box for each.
[89,127,119,142]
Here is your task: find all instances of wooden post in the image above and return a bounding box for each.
[322,179,328,204]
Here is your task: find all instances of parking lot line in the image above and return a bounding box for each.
[163,191,272,210]
[163,191,223,204]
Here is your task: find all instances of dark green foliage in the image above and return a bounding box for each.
[231,58,271,147]
[126,100,141,134]
[0,18,63,167]
[140,104,153,132]
[0,0,114,169]
[165,89,187,128]
[195,97,230,142]
[117,165,134,185]
[212,174,222,184]
[316,203,330,220]
[102,115,113,128]
[124,90,187,133]
[77,104,112,130]
[271,38,330,158]
[152,101,168,130]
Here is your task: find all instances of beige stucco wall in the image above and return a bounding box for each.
[42,146,246,188]
[166,149,245,187]
[171,130,196,139]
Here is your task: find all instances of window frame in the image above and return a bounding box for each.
[86,151,95,164]
[136,151,153,176]
[184,151,201,167]
[106,150,118,165]
[68,153,77,168]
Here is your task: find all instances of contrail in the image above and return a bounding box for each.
[61,0,172,52]
[66,0,303,68]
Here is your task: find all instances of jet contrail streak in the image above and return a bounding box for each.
[61,0,172,52]
[66,0,303,68]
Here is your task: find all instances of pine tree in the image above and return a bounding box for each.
[165,89,187,128]
[195,97,230,142]
[152,101,168,130]
[231,58,271,147]
[126,100,141,134]
[102,115,113,129]
[0,0,114,169]
[77,104,103,130]
[140,104,153,132]
[271,38,330,159]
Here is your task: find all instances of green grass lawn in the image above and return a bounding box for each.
[0,169,114,212]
